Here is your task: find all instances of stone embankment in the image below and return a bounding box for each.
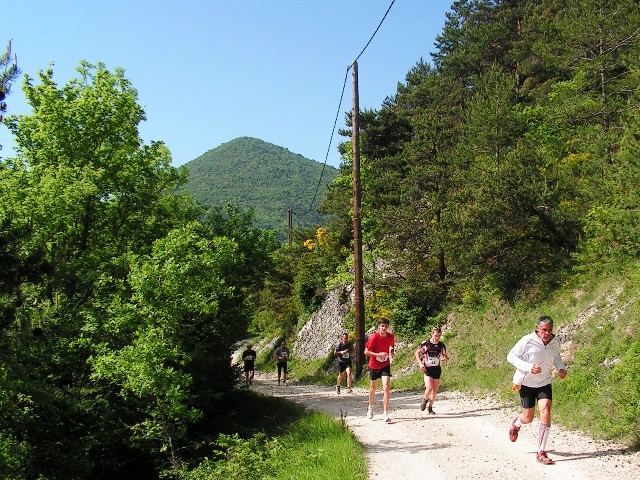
[294,284,353,361]
[234,284,354,365]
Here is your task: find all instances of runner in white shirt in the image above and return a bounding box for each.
[507,316,567,465]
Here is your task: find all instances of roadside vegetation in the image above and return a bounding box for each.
[172,393,366,480]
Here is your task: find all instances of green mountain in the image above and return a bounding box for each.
[181,137,339,236]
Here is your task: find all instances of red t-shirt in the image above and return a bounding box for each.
[366,331,395,369]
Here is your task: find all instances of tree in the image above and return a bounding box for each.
[90,222,240,467]
[579,69,640,264]
[0,40,19,127]
[0,61,203,478]
[530,0,640,167]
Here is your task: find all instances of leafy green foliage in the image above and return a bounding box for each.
[173,433,283,479]
[1,0,640,475]
[0,62,280,478]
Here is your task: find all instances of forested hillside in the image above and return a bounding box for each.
[319,0,640,321]
[183,137,338,236]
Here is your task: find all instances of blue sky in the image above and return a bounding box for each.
[2,1,451,168]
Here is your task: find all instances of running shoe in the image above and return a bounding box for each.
[347,388,353,393]
[536,451,554,465]
[420,398,428,411]
[509,418,520,442]
[428,405,435,415]
[336,385,340,394]
[367,406,373,419]
[383,413,392,423]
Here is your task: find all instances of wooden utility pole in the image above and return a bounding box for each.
[351,61,365,379]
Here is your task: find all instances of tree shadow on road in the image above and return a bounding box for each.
[548,446,635,463]
[366,439,453,455]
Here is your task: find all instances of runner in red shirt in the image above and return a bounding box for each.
[364,318,395,423]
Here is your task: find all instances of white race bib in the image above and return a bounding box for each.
[424,356,440,367]
[377,353,389,362]
[341,352,350,359]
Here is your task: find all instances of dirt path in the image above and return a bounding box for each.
[251,373,639,480]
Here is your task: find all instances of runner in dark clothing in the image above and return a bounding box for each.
[241,343,257,388]
[415,327,448,414]
[273,341,290,386]
[334,332,354,394]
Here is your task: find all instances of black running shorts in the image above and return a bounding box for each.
[519,383,552,409]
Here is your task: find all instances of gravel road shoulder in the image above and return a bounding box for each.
[251,373,639,480]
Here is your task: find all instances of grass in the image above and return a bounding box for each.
[276,412,367,480]
[171,390,367,480]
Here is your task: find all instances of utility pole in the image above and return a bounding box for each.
[351,61,365,379]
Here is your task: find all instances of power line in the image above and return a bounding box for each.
[308,69,349,212]
[353,0,396,66]
[309,0,396,211]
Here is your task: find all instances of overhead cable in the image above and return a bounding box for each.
[309,0,396,211]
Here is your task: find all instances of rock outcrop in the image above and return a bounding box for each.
[294,285,353,361]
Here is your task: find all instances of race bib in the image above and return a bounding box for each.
[377,353,389,363]
[281,352,288,359]
[245,355,254,361]
[424,356,440,367]
[341,352,350,359]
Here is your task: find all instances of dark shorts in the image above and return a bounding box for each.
[519,383,553,409]
[424,366,442,379]
[369,365,392,380]
[243,362,255,373]
[338,361,352,373]
[277,361,288,375]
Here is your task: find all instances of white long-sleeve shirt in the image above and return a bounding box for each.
[507,332,565,388]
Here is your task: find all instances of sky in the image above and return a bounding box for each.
[2,1,452,169]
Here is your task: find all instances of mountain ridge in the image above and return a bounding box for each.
[182,137,339,236]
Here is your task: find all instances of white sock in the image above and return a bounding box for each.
[538,423,550,452]
[514,417,522,428]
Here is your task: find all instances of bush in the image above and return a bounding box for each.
[611,342,640,442]
[169,433,283,479]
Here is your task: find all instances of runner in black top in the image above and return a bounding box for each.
[241,343,257,388]
[334,332,354,394]
[415,326,448,414]
[273,341,290,386]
